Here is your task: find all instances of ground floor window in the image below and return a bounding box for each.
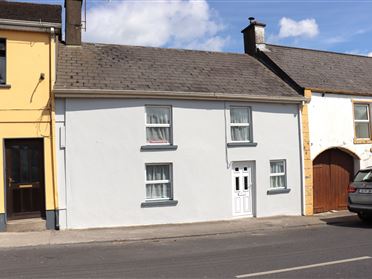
[270,160,287,189]
[145,164,173,201]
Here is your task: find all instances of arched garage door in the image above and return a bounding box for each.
[313,148,354,213]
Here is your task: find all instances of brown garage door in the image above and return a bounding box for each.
[313,148,354,213]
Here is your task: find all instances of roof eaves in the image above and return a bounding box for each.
[53,88,306,103]
[0,18,61,32]
[306,87,372,97]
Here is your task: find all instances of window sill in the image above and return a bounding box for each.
[0,84,11,89]
[227,142,258,147]
[141,145,178,151]
[141,200,178,208]
[354,139,372,144]
[267,188,291,195]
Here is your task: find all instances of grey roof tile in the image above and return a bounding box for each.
[0,1,61,24]
[55,42,300,99]
[264,44,372,95]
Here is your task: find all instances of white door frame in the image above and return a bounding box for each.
[231,161,256,217]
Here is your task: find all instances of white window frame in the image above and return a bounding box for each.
[354,103,371,140]
[145,105,172,145]
[229,106,252,143]
[144,163,173,202]
[269,160,287,189]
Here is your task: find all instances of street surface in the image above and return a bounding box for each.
[0,215,371,278]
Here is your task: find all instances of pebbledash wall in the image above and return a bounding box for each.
[308,92,372,170]
[55,98,303,229]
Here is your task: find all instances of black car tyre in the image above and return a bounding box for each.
[357,212,372,222]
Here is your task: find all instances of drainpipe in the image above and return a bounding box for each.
[49,27,59,230]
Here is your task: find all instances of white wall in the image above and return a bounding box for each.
[308,93,372,170]
[56,98,303,229]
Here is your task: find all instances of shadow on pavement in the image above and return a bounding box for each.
[320,214,372,229]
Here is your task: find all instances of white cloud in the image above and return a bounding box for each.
[346,50,372,57]
[278,17,319,39]
[83,0,227,51]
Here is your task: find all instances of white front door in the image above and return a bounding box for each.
[232,162,254,216]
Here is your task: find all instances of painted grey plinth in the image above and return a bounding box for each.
[46,210,58,230]
[0,214,5,232]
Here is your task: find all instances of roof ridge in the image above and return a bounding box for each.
[267,43,372,59]
[77,41,247,57]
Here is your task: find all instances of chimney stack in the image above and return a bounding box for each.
[241,17,266,55]
[65,0,83,45]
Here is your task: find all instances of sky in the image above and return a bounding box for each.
[25,0,372,56]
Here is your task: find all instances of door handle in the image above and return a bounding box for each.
[8,178,14,187]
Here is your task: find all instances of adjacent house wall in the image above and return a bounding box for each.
[0,29,58,230]
[308,92,372,169]
[301,89,313,215]
[56,98,303,229]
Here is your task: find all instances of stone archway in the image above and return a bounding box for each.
[313,148,354,213]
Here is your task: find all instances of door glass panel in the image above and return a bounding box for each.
[20,147,29,183]
[235,177,240,191]
[31,149,40,182]
[10,146,20,183]
[244,176,248,190]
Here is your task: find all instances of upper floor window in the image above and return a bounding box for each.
[0,39,5,84]
[145,106,172,144]
[354,104,371,139]
[230,106,252,142]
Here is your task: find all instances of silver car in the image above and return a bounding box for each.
[348,167,372,221]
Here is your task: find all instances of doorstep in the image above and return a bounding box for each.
[6,218,46,232]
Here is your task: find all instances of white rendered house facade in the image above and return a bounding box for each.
[55,97,304,229]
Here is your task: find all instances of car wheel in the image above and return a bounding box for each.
[358,212,372,222]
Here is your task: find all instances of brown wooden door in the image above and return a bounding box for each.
[313,148,354,213]
[5,139,46,220]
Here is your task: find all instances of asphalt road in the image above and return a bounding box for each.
[1,215,372,278]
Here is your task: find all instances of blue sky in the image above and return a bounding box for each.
[30,0,372,55]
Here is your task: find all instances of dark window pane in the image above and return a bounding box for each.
[0,40,5,51]
[0,56,5,84]
[0,39,5,84]
[244,176,248,190]
[235,177,239,191]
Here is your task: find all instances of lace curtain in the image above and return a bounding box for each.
[146,165,171,200]
[146,107,170,143]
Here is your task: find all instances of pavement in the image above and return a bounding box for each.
[0,211,357,249]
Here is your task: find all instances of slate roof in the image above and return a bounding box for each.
[54,42,301,99]
[263,44,372,95]
[0,1,61,24]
